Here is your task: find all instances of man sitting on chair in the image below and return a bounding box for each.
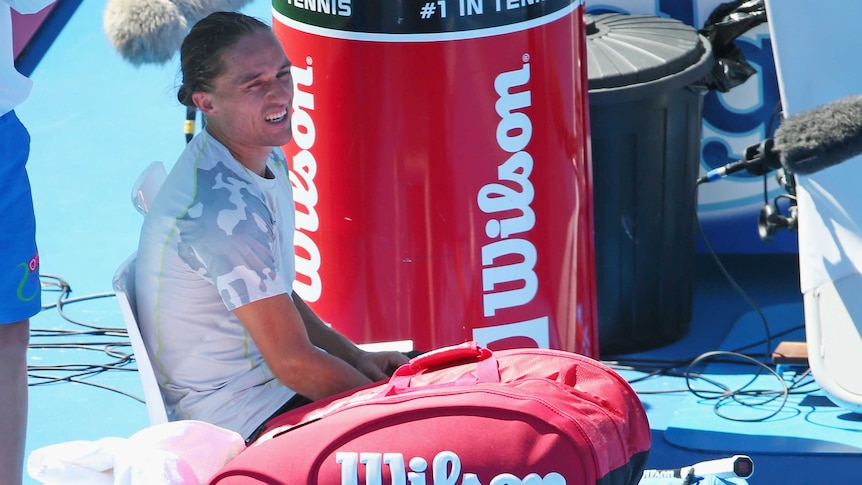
[134,12,408,444]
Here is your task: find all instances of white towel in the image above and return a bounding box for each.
[27,420,245,485]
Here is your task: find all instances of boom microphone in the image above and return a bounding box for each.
[103,0,253,66]
[776,94,862,175]
[698,94,862,183]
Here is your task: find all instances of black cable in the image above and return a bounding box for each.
[694,180,775,361]
[40,273,125,332]
[28,373,144,403]
[610,176,812,422]
[685,350,790,422]
[731,323,803,354]
[27,274,146,405]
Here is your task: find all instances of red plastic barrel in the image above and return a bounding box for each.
[274,0,598,357]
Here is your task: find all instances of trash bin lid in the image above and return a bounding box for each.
[586,13,712,103]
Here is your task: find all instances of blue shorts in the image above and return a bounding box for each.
[0,110,40,324]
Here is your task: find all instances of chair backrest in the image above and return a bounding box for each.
[132,161,167,216]
[114,252,169,425]
[116,161,170,425]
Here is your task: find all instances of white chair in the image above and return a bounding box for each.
[132,161,167,216]
[114,252,169,425]
[116,161,170,425]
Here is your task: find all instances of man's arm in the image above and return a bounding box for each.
[292,291,364,367]
[292,291,409,381]
[233,293,373,401]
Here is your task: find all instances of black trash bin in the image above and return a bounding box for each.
[586,13,713,356]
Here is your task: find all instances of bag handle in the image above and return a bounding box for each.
[379,341,500,396]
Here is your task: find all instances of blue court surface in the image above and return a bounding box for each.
[16,1,861,484]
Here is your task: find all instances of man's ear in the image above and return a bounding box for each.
[192,91,215,114]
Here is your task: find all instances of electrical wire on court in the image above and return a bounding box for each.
[27,273,145,404]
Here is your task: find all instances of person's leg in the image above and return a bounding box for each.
[0,320,29,485]
[0,111,40,485]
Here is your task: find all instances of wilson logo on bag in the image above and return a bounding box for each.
[336,450,566,485]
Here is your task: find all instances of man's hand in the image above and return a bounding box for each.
[354,350,410,381]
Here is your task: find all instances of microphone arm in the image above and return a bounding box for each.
[698,138,783,184]
[742,138,783,175]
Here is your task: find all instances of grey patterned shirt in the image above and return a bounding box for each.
[136,131,297,438]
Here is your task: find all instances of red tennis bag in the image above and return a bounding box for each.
[209,342,650,485]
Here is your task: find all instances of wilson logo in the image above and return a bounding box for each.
[290,58,323,302]
[336,451,565,484]
[473,57,550,349]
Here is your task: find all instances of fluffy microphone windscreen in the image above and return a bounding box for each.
[103,0,188,66]
[775,94,862,175]
[103,0,254,66]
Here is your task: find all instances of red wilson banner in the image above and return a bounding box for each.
[274,0,598,357]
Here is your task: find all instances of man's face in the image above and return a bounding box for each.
[201,30,295,151]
